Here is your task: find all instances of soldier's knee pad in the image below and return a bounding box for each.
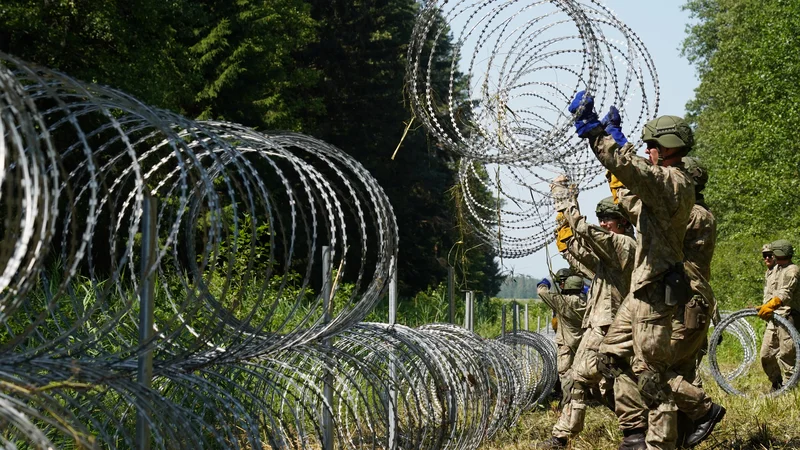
[637,370,670,409]
[597,353,626,378]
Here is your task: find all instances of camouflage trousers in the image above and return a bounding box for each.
[551,340,579,439]
[552,325,614,438]
[641,300,715,449]
[666,300,713,422]
[760,319,797,385]
[599,283,711,450]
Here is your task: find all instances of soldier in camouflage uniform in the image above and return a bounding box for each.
[534,185,636,449]
[570,92,696,450]
[661,156,725,448]
[758,239,800,389]
[536,271,588,447]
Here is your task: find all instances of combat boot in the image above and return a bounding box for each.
[618,429,646,450]
[684,403,726,448]
[533,436,567,449]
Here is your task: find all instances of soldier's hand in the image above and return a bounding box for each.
[757,297,782,321]
[568,90,601,138]
[601,106,628,147]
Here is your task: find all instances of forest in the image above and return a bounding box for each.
[0,0,505,302]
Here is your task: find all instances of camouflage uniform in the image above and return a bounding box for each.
[549,189,636,439]
[760,262,800,385]
[561,241,597,282]
[538,282,587,380]
[592,134,695,450]
[605,198,719,446]
[667,202,717,422]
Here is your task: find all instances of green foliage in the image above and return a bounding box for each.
[0,0,504,309]
[188,0,320,129]
[682,0,800,306]
[0,0,198,110]
[286,0,504,298]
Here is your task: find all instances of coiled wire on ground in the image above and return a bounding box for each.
[0,53,561,449]
[708,308,800,397]
[701,310,758,382]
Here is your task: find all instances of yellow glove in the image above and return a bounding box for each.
[606,170,625,204]
[551,317,558,332]
[556,224,573,252]
[757,297,782,320]
[556,211,567,228]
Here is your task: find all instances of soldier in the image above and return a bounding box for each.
[664,156,725,448]
[534,185,636,449]
[570,91,696,450]
[758,243,778,389]
[536,271,587,448]
[758,239,800,390]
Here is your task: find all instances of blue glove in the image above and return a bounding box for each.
[582,284,590,295]
[601,106,628,147]
[537,278,551,289]
[568,91,601,138]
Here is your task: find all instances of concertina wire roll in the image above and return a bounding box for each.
[0,53,560,449]
[407,0,659,257]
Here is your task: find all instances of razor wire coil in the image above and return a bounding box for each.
[707,308,800,397]
[407,0,660,257]
[1,53,562,449]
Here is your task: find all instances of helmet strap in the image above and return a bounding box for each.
[658,148,685,167]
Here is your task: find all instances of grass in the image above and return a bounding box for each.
[479,368,800,449]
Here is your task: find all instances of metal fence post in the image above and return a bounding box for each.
[524,304,529,331]
[447,266,455,324]
[388,256,397,449]
[513,302,518,336]
[501,303,507,336]
[463,291,475,332]
[136,195,157,450]
[321,246,334,450]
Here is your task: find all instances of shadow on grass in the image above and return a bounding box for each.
[704,420,800,450]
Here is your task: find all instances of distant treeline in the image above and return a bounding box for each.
[496,274,543,300]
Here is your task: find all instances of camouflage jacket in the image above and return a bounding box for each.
[764,267,777,303]
[537,285,587,351]
[591,136,694,292]
[553,186,635,329]
[562,237,598,280]
[683,203,717,311]
[768,263,800,315]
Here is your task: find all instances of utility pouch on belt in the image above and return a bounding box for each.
[684,296,707,330]
[663,265,690,307]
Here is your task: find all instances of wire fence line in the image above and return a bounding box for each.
[0,52,561,449]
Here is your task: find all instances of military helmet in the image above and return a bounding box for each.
[555,268,571,282]
[562,275,585,292]
[770,239,794,258]
[682,156,708,188]
[596,196,625,220]
[641,115,694,151]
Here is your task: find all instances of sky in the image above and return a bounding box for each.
[497,1,701,279]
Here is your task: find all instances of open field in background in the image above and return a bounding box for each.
[481,369,800,449]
